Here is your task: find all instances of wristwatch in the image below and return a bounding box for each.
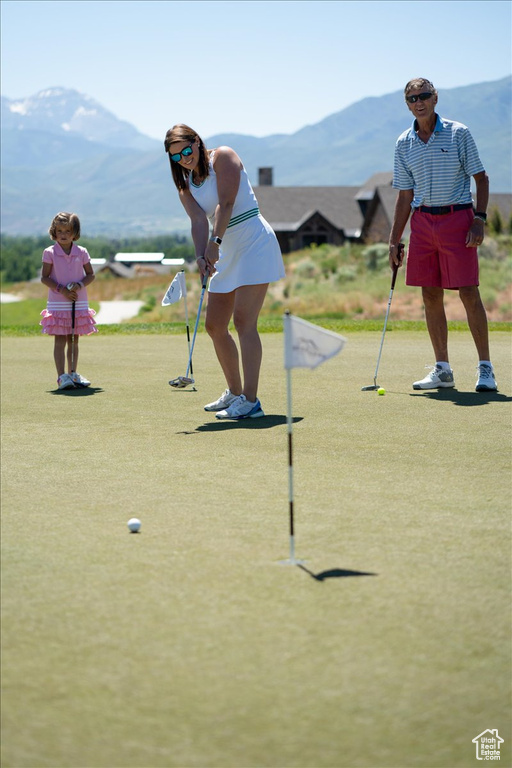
[209,236,222,245]
[474,211,487,223]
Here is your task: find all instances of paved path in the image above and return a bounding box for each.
[94,300,144,324]
[0,293,144,324]
[0,293,22,303]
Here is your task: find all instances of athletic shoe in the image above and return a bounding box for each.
[475,364,498,392]
[215,394,265,420]
[71,372,91,387]
[57,373,75,390]
[204,389,239,412]
[412,365,455,390]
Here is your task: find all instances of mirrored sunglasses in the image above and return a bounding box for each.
[406,92,434,104]
[170,144,193,163]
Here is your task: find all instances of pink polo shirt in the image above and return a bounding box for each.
[43,243,91,311]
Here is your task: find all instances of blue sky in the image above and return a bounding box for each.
[1,0,510,141]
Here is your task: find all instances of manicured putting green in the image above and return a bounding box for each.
[2,331,510,767]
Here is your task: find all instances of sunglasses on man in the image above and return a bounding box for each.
[170,144,194,163]
[406,92,434,104]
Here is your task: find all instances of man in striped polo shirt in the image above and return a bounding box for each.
[389,77,497,392]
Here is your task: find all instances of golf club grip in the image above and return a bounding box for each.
[391,244,404,290]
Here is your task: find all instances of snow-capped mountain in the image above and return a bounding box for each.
[1,87,159,151]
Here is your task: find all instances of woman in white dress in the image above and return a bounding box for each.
[164,124,285,420]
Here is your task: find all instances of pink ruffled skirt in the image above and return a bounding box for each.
[40,308,98,335]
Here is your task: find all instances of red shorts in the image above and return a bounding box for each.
[406,208,479,289]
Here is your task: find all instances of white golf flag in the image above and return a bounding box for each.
[162,271,186,306]
[284,313,346,369]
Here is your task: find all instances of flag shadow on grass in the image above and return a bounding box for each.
[49,387,104,397]
[178,415,304,434]
[298,564,377,581]
[410,390,511,407]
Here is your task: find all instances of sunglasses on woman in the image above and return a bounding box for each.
[170,144,194,163]
[406,92,434,104]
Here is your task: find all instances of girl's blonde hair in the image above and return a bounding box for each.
[49,212,81,240]
[164,124,210,192]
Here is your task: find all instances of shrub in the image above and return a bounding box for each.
[488,207,503,235]
[362,243,389,271]
[294,259,318,279]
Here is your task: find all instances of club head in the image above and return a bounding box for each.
[361,384,379,391]
[169,376,195,389]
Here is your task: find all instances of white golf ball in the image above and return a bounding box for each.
[127,518,141,533]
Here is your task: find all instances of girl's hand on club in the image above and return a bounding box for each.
[65,285,78,300]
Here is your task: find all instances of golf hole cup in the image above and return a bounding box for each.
[127,518,141,533]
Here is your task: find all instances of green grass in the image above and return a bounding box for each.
[1,299,101,329]
[2,317,511,337]
[1,332,511,768]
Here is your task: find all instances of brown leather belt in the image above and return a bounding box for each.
[415,203,473,215]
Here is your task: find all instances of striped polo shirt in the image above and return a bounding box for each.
[393,114,485,208]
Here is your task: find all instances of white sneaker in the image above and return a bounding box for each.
[71,372,91,387]
[475,364,497,392]
[58,373,75,390]
[204,389,239,412]
[215,394,265,420]
[413,365,455,390]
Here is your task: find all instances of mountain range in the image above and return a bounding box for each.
[1,78,511,236]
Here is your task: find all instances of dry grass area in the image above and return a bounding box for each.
[8,238,512,324]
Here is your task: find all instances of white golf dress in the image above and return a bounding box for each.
[188,151,285,293]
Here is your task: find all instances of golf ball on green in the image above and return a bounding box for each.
[127,518,141,533]
[378,388,386,396]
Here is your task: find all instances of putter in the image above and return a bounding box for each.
[70,296,76,385]
[169,273,208,388]
[68,283,88,388]
[361,244,403,391]
[183,277,193,380]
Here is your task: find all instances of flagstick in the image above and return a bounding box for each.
[287,365,297,564]
[280,312,346,567]
[281,311,303,566]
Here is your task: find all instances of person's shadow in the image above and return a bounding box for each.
[49,387,104,397]
[410,389,510,407]
[178,415,303,434]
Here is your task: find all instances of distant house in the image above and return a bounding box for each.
[254,168,512,251]
[93,253,185,278]
[254,169,363,253]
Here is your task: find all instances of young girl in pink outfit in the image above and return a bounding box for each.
[40,212,97,390]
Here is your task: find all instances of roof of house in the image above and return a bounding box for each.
[114,253,165,263]
[355,172,394,200]
[254,185,363,236]
[95,262,134,278]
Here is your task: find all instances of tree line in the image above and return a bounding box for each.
[0,234,196,283]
